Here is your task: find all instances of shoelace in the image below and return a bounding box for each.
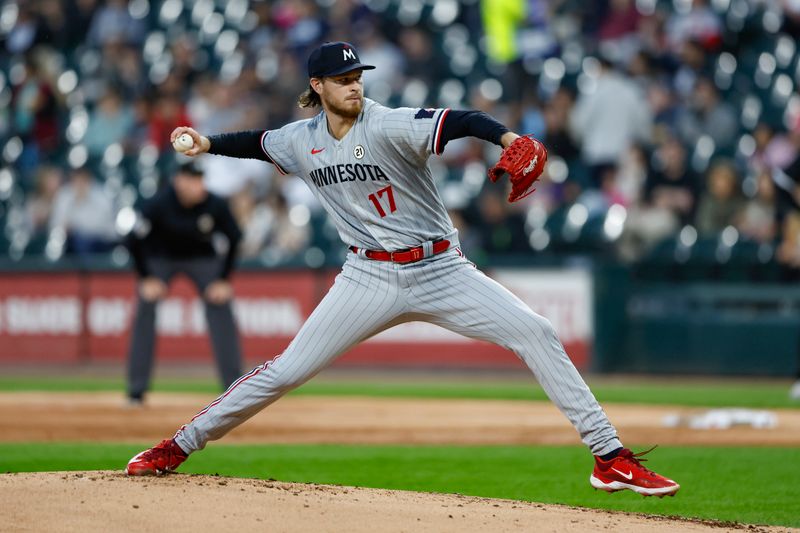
[619,445,659,477]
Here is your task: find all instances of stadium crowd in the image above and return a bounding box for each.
[2,0,800,277]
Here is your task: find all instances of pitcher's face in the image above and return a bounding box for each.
[314,70,364,119]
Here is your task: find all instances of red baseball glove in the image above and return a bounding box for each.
[487,136,548,203]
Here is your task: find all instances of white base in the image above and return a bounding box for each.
[589,475,680,496]
[790,381,800,400]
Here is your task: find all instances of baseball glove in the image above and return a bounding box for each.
[487,136,547,203]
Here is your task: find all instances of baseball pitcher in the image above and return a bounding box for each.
[125,42,679,497]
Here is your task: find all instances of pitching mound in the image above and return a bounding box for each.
[0,471,784,533]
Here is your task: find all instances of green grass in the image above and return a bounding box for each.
[1,443,798,527]
[0,376,797,408]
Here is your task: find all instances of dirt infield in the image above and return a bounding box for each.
[1,471,792,533]
[1,391,799,446]
[2,392,799,532]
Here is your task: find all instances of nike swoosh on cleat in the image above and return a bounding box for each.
[311,148,325,154]
[611,467,634,480]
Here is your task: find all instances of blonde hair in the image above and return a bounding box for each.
[297,85,321,108]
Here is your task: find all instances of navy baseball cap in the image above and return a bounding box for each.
[307,42,375,78]
[176,160,204,177]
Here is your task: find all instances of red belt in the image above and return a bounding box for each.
[350,239,450,264]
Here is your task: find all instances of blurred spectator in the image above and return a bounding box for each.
[673,39,710,99]
[10,54,60,179]
[737,170,778,244]
[248,2,276,53]
[614,144,649,207]
[277,175,322,214]
[541,89,580,163]
[37,0,69,50]
[597,0,643,63]
[257,189,311,264]
[186,76,217,131]
[637,6,671,59]
[203,155,271,199]
[675,77,738,155]
[569,57,652,184]
[49,167,117,255]
[784,0,800,36]
[397,28,446,87]
[481,0,527,64]
[749,122,798,174]
[695,160,745,236]
[0,0,794,270]
[448,208,481,258]
[83,88,134,158]
[471,189,529,257]
[64,0,99,50]
[229,186,272,259]
[665,0,723,53]
[617,135,697,260]
[127,96,152,153]
[23,166,63,236]
[515,0,558,60]
[81,41,130,102]
[107,45,148,100]
[190,80,249,135]
[281,0,328,56]
[777,211,800,268]
[5,6,42,54]
[597,165,628,208]
[170,35,204,90]
[627,50,659,89]
[647,83,681,136]
[266,54,308,125]
[519,93,546,141]
[148,93,192,153]
[356,24,405,96]
[645,135,699,225]
[87,0,144,47]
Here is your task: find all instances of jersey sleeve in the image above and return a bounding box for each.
[379,107,450,162]
[260,124,299,176]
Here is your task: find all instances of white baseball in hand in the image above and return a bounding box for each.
[173,133,194,153]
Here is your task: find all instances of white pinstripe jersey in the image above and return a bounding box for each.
[260,98,453,251]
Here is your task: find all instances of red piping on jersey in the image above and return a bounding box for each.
[260,131,288,175]
[174,352,285,440]
[433,108,450,155]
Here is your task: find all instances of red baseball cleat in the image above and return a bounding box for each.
[590,447,680,497]
[125,439,188,476]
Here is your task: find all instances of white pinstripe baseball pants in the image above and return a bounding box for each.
[174,248,622,456]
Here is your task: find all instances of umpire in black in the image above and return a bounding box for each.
[126,160,243,404]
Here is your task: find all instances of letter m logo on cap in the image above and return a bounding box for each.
[343,48,356,61]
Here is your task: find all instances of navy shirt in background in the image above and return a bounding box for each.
[128,186,242,279]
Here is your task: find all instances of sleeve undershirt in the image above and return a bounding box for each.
[207,130,270,162]
[436,110,510,153]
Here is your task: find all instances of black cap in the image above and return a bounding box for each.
[307,41,375,78]
[176,160,204,177]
